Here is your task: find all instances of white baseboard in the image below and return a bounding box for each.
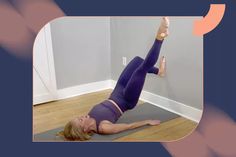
[109,79,116,88]
[110,80,202,122]
[56,80,111,100]
[140,91,202,122]
[33,93,54,105]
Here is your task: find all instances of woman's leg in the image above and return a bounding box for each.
[109,56,159,112]
[115,56,158,87]
[123,39,163,109]
[148,66,159,74]
[115,56,144,87]
[115,17,169,88]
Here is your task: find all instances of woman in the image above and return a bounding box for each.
[60,17,169,141]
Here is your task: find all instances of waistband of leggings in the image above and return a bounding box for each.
[104,99,123,115]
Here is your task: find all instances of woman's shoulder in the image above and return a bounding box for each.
[98,120,113,134]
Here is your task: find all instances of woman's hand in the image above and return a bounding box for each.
[146,120,161,126]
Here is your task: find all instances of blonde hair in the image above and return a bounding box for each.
[57,121,92,141]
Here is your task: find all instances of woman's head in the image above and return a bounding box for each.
[58,115,96,141]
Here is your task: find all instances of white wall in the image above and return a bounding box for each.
[50,17,111,89]
[49,17,203,109]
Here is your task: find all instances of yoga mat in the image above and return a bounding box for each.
[34,103,179,141]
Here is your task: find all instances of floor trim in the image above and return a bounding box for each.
[56,80,111,100]
[33,93,54,105]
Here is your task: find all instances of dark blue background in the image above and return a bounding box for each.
[0,0,235,156]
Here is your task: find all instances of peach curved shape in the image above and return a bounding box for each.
[193,4,226,36]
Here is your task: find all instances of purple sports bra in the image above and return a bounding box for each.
[88,100,122,132]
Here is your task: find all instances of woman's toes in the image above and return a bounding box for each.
[163,17,170,27]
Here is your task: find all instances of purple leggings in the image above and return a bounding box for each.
[109,39,163,112]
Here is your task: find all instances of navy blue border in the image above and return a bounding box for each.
[0,0,236,157]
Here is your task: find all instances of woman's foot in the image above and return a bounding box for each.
[156,17,170,41]
[158,56,166,77]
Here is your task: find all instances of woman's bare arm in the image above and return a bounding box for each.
[99,120,160,134]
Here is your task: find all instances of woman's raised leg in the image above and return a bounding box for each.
[122,39,163,107]
[122,17,169,109]
[114,56,160,88]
